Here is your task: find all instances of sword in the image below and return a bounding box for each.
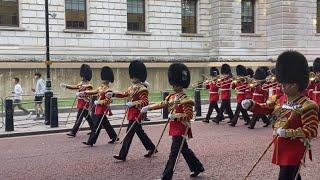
[65,96,77,126]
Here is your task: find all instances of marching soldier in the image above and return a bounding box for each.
[245,68,255,101]
[242,50,319,180]
[61,64,95,137]
[141,63,204,180]
[213,64,234,124]
[112,60,156,161]
[230,65,250,126]
[312,58,320,119]
[82,66,118,146]
[203,67,222,123]
[248,67,270,129]
[305,66,315,100]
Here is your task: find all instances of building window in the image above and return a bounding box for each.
[181,0,197,33]
[0,0,18,26]
[241,0,255,33]
[65,0,87,29]
[317,0,320,33]
[127,0,145,32]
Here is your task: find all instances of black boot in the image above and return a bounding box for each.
[66,132,76,137]
[113,155,125,161]
[202,119,209,123]
[82,141,93,147]
[144,149,158,158]
[108,138,119,144]
[190,167,205,177]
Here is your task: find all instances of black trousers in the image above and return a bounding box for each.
[87,114,117,144]
[71,108,94,134]
[217,99,234,121]
[162,136,204,180]
[278,166,301,180]
[249,114,270,128]
[231,103,250,124]
[118,121,155,160]
[205,101,221,120]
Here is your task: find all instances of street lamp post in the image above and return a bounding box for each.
[44,0,53,125]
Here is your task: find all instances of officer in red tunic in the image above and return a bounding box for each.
[248,67,270,129]
[312,58,320,119]
[112,60,156,161]
[242,50,319,180]
[203,67,222,123]
[141,63,204,180]
[61,64,95,137]
[213,64,234,124]
[82,66,118,146]
[230,65,250,126]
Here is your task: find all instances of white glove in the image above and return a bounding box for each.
[241,100,252,110]
[106,92,113,98]
[168,114,176,120]
[60,83,67,88]
[141,106,150,113]
[276,128,286,137]
[76,92,84,97]
[94,100,99,105]
[126,102,134,108]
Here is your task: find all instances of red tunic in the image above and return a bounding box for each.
[304,82,315,100]
[114,83,149,121]
[233,81,247,103]
[272,84,284,99]
[150,92,194,138]
[206,82,219,102]
[250,96,319,166]
[245,87,254,99]
[66,82,93,109]
[252,85,268,104]
[217,77,232,100]
[313,82,320,105]
[94,85,113,115]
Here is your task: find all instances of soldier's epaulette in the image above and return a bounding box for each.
[267,95,277,105]
[301,99,319,113]
[180,96,195,106]
[136,84,148,94]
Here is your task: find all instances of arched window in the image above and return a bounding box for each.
[127,0,145,32]
[0,0,18,26]
[65,0,87,29]
[241,0,255,33]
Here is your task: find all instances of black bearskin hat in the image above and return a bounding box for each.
[261,66,270,76]
[168,63,190,89]
[101,66,114,83]
[313,58,320,73]
[210,67,219,77]
[309,66,314,73]
[80,64,92,81]
[129,60,147,82]
[254,67,267,80]
[236,65,247,76]
[221,64,231,75]
[276,50,309,92]
[271,68,276,75]
[247,68,254,78]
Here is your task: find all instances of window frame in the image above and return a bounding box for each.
[241,0,255,34]
[65,0,88,30]
[181,0,197,34]
[317,0,320,33]
[127,0,146,32]
[0,0,19,27]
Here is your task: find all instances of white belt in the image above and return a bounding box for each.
[220,89,231,91]
[237,92,245,94]
[253,93,264,96]
[314,91,320,94]
[209,92,218,94]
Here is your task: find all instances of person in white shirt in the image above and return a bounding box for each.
[31,73,46,119]
[12,77,32,117]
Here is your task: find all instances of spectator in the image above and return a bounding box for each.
[31,73,46,119]
[12,77,32,118]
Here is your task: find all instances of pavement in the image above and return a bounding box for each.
[0,103,243,138]
[0,121,319,180]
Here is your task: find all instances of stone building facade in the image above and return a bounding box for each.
[0,0,319,97]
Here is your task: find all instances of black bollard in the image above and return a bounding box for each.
[50,97,59,128]
[45,91,53,125]
[5,99,14,131]
[194,89,201,117]
[162,91,169,119]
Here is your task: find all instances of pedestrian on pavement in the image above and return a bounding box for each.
[31,73,46,119]
[112,60,156,161]
[12,77,32,118]
[141,63,204,180]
